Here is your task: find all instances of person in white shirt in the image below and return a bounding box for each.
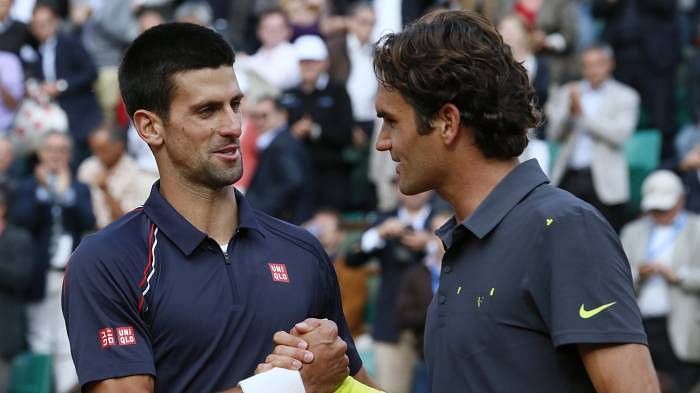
[237,8,301,92]
[620,170,700,393]
[546,44,639,231]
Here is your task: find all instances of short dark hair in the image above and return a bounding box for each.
[580,42,615,60]
[89,122,127,146]
[119,23,235,121]
[33,1,59,17]
[373,10,540,159]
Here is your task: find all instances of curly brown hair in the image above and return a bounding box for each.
[373,10,541,159]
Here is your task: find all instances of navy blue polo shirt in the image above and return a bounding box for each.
[425,159,646,393]
[62,182,362,392]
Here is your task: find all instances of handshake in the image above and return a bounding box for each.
[239,318,379,393]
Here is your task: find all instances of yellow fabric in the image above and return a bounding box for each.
[334,377,384,393]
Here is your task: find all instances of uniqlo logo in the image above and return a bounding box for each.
[99,328,115,348]
[268,263,290,283]
[116,326,136,346]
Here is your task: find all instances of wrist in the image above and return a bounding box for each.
[239,368,305,393]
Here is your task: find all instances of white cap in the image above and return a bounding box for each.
[641,170,685,211]
[293,35,328,61]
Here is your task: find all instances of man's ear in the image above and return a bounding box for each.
[133,109,165,148]
[435,103,462,146]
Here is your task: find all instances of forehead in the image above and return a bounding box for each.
[376,85,413,116]
[170,66,241,105]
[45,133,70,146]
[582,49,609,63]
[261,13,285,27]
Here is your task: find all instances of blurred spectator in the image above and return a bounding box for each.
[281,34,354,212]
[621,170,700,393]
[0,0,32,56]
[135,4,167,32]
[224,0,276,54]
[77,124,155,229]
[10,131,94,393]
[0,50,24,132]
[0,188,34,393]
[497,14,551,174]
[237,8,301,92]
[675,137,700,214]
[372,0,402,41]
[245,96,314,224]
[305,209,370,337]
[369,122,399,211]
[233,105,259,192]
[593,0,682,159]
[174,0,213,26]
[547,44,639,231]
[328,2,377,134]
[574,0,597,50]
[327,1,378,211]
[26,2,102,165]
[346,190,435,393]
[455,0,510,22]
[394,211,450,393]
[497,14,549,119]
[514,0,579,84]
[282,0,323,40]
[81,0,138,125]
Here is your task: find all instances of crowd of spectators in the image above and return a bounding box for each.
[2,0,700,392]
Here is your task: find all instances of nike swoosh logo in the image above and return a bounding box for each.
[579,302,616,319]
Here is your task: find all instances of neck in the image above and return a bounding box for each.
[438,156,519,222]
[159,173,239,245]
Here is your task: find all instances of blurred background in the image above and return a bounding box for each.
[1,0,700,392]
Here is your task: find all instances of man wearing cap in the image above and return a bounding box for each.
[620,170,700,393]
[279,34,354,212]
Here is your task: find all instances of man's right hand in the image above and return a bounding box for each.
[262,319,349,393]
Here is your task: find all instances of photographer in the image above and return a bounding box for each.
[346,189,435,393]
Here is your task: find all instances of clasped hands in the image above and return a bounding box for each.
[256,318,350,393]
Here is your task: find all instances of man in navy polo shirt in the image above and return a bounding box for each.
[367,9,658,393]
[61,23,375,392]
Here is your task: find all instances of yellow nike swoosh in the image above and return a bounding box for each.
[579,302,616,319]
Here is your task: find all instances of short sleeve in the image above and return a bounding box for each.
[527,208,647,348]
[317,247,363,375]
[62,237,156,386]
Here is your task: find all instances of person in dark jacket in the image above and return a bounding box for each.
[26,2,102,165]
[346,189,434,393]
[592,0,682,159]
[0,189,35,392]
[10,131,94,393]
[395,211,451,393]
[245,95,314,224]
[280,34,354,212]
